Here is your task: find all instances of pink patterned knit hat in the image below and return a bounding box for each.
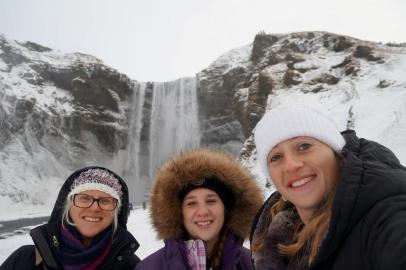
[68,168,123,202]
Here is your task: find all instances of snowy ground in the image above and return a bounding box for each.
[0,208,164,264]
[0,206,253,264]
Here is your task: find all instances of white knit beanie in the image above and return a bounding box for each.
[254,103,346,183]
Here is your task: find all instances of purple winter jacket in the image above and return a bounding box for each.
[135,234,254,270]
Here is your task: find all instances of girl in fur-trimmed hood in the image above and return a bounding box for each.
[136,148,263,270]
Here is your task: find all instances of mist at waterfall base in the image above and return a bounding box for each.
[117,78,200,206]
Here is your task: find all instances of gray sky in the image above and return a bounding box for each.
[0,0,405,81]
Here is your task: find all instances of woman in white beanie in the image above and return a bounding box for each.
[250,104,406,270]
[1,166,140,270]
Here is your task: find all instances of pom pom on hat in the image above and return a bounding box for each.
[254,103,345,183]
[68,168,123,203]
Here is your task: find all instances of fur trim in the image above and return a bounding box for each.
[150,148,264,240]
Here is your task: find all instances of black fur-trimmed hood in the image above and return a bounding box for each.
[49,166,131,229]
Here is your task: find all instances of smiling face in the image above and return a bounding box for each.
[69,190,115,246]
[267,136,341,223]
[182,188,225,253]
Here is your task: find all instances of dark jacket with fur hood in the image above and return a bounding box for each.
[1,166,140,270]
[250,130,406,270]
[137,149,263,270]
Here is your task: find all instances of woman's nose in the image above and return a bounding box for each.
[88,199,102,211]
[284,154,303,172]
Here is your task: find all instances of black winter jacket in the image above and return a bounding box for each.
[251,130,406,270]
[0,166,140,270]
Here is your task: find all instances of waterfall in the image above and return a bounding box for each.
[148,77,200,179]
[122,82,146,203]
[126,77,200,204]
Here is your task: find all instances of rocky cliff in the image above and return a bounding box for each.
[1,31,406,216]
[198,31,405,149]
[0,34,199,212]
[196,31,406,190]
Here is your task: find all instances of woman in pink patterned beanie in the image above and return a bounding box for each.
[1,166,140,270]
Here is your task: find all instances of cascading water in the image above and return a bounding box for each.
[124,77,200,204]
[148,77,200,179]
[120,82,147,203]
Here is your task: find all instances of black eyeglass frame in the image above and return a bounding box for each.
[72,194,118,211]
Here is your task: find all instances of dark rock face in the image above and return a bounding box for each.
[3,31,391,171]
[283,69,302,86]
[309,73,340,85]
[196,31,393,160]
[34,66,134,154]
[243,72,272,134]
[353,45,382,61]
[197,62,251,153]
[332,56,359,76]
[332,36,354,52]
[0,35,137,182]
[0,43,29,67]
[31,63,133,112]
[251,33,279,63]
[19,41,52,52]
[1,35,201,206]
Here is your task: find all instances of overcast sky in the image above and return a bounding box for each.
[0,0,405,81]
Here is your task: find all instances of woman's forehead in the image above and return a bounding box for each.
[269,136,322,152]
[183,188,219,199]
[77,190,112,197]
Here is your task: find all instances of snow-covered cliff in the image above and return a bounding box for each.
[1,31,405,219]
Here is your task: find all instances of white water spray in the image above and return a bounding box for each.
[124,77,200,204]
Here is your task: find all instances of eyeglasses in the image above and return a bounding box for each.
[72,194,118,211]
